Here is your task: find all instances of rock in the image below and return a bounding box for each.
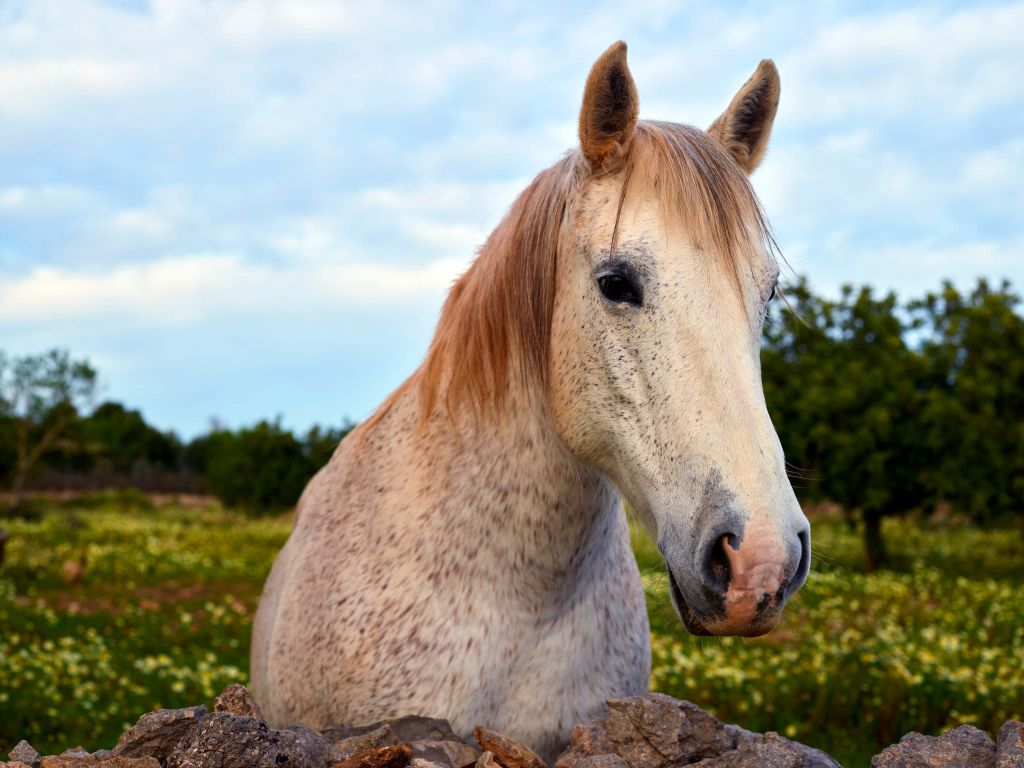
[40,757,159,768]
[330,744,415,768]
[113,705,208,760]
[213,684,264,720]
[166,711,329,768]
[410,740,480,768]
[475,754,497,768]
[603,695,737,767]
[328,726,401,763]
[570,758,628,768]
[554,723,615,768]
[325,719,457,746]
[555,694,735,768]
[553,694,842,768]
[474,727,546,768]
[998,722,1024,768]
[689,732,842,767]
[871,724,996,768]
[8,741,40,768]
[1,762,35,768]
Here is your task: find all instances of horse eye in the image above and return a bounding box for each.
[598,273,642,305]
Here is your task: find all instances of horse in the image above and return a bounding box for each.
[251,41,811,761]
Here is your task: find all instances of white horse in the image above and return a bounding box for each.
[252,42,810,761]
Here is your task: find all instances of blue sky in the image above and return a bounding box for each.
[1,0,1022,438]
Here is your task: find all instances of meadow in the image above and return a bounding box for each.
[0,495,1021,767]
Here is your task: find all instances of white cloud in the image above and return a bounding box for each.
[0,251,468,328]
[0,0,1021,434]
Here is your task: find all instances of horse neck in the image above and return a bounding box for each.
[412,383,622,607]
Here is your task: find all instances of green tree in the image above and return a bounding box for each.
[911,279,1024,522]
[0,349,97,509]
[763,281,929,570]
[79,401,182,473]
[302,420,355,473]
[202,420,312,511]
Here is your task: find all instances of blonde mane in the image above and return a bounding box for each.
[366,121,775,432]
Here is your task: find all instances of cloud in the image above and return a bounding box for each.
[0,0,1021,435]
[0,251,468,328]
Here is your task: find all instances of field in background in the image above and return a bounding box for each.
[1,495,1022,766]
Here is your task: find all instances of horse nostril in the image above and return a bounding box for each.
[700,533,736,596]
[784,527,811,599]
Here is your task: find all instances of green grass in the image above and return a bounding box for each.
[1,496,1022,767]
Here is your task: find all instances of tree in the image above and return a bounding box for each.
[763,281,929,570]
[202,420,312,511]
[303,421,356,473]
[0,349,97,509]
[79,401,182,474]
[910,280,1024,523]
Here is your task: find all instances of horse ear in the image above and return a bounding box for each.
[579,41,639,172]
[708,59,780,174]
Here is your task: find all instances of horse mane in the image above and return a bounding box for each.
[362,120,775,433]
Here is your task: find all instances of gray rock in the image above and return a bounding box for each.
[8,741,40,768]
[328,726,401,763]
[40,757,159,768]
[213,684,264,720]
[1,761,35,768]
[555,694,735,768]
[328,743,414,768]
[474,727,546,768]
[998,722,1024,768]
[409,740,480,768]
[603,694,736,767]
[166,711,328,768]
[554,722,615,768]
[571,757,629,768]
[553,694,843,768]
[324,718,457,746]
[112,705,209,760]
[871,724,996,768]
[689,732,842,767]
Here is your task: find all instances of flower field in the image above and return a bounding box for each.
[0,495,1021,766]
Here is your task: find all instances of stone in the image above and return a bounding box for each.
[475,753,497,768]
[1,762,35,768]
[552,695,844,768]
[213,684,264,720]
[570,757,628,768]
[689,732,842,768]
[871,724,996,768]
[325,719,457,746]
[410,740,480,768]
[474,727,547,768]
[112,705,209,760]
[40,758,159,768]
[599,694,736,768]
[8,741,40,768]
[554,723,615,768]
[330,744,415,768]
[166,712,329,768]
[998,722,1024,768]
[328,726,401,763]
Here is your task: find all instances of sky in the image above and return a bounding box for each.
[1,0,1022,438]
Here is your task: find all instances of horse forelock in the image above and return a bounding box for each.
[362,120,776,434]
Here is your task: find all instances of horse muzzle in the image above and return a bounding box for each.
[664,523,811,637]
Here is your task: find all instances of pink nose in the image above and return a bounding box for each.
[699,527,809,637]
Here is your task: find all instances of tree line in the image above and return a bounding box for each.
[0,350,352,511]
[2,276,1022,567]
